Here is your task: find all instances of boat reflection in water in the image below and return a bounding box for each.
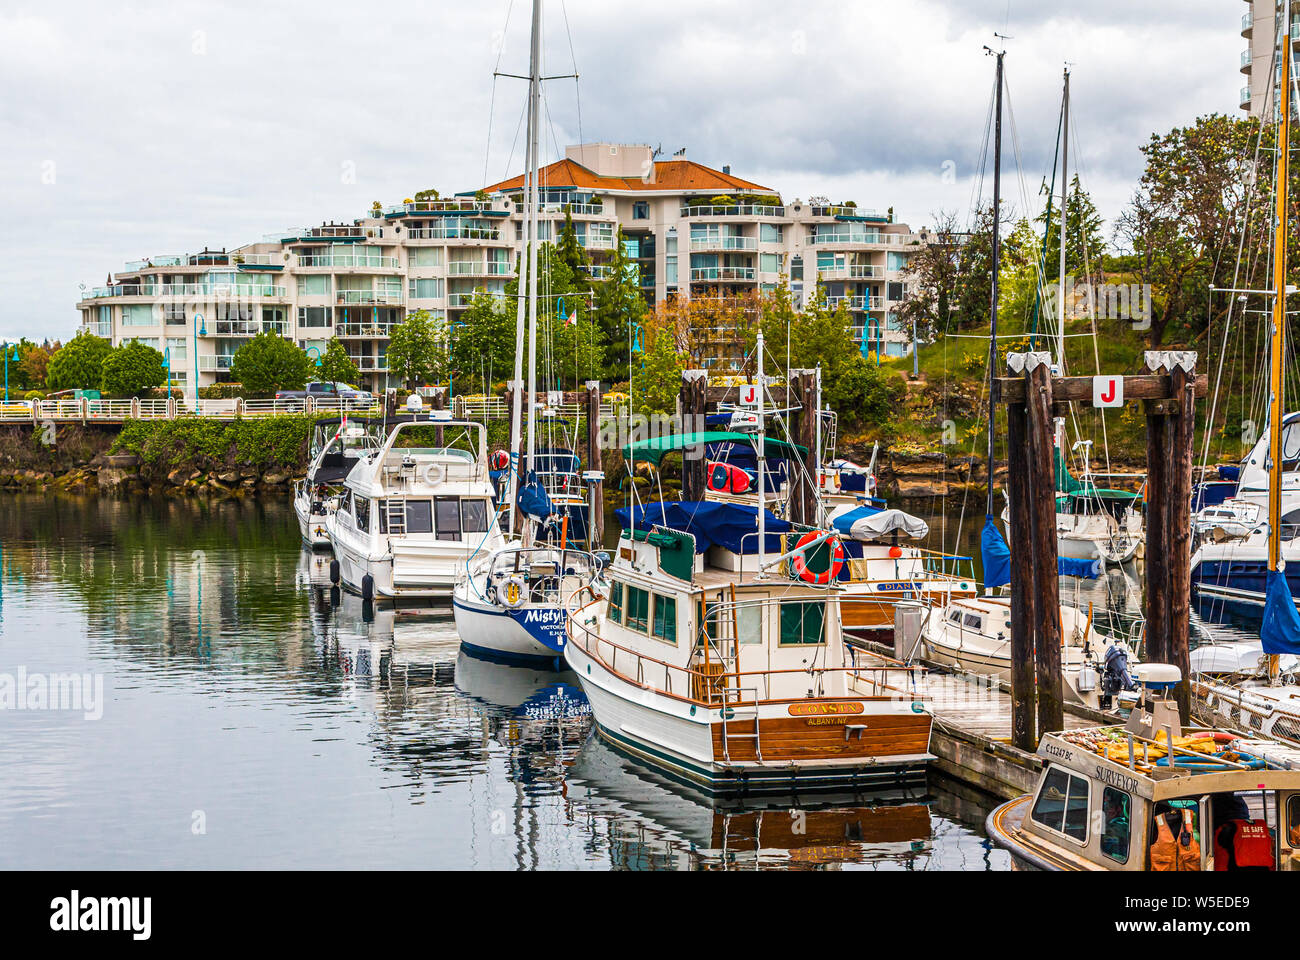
[564,738,935,870]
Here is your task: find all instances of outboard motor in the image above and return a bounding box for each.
[1100,644,1137,710]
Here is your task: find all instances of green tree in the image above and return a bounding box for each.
[632,314,685,415]
[1037,174,1106,281]
[317,337,360,384]
[387,309,446,390]
[229,332,314,396]
[100,341,167,397]
[451,294,518,393]
[593,228,647,378]
[46,331,112,391]
[556,209,590,277]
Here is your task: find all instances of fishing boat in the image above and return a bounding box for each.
[326,414,504,603]
[451,0,604,664]
[294,416,382,548]
[987,666,1300,871]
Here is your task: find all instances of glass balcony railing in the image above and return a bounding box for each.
[336,322,396,338]
[690,266,756,282]
[689,236,757,251]
[198,355,235,372]
[336,289,403,305]
[212,320,259,336]
[681,204,786,218]
[405,226,503,241]
[296,254,400,269]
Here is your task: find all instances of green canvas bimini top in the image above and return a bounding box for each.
[622,431,808,466]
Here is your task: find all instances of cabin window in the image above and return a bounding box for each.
[1030,767,1089,843]
[462,500,489,534]
[652,595,677,644]
[626,587,650,633]
[963,614,982,630]
[608,581,623,624]
[406,500,434,534]
[1101,788,1132,864]
[355,496,370,533]
[779,601,825,645]
[948,610,962,623]
[435,497,461,541]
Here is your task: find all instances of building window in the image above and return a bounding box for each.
[409,278,444,299]
[166,337,187,360]
[790,256,804,281]
[408,247,443,267]
[123,304,155,326]
[633,201,649,220]
[298,306,331,328]
[297,275,331,296]
[760,253,782,274]
[760,223,783,243]
[887,281,906,301]
[665,256,678,286]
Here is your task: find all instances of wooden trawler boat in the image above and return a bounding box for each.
[294,416,383,548]
[988,666,1300,870]
[326,415,504,603]
[828,503,977,639]
[564,498,933,795]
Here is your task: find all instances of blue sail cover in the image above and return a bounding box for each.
[1058,556,1101,579]
[614,501,790,554]
[1261,568,1300,655]
[517,471,554,520]
[981,515,1012,589]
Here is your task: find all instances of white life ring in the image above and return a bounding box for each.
[500,574,528,609]
[418,462,445,488]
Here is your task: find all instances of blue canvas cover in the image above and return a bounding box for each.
[1261,568,1300,655]
[1057,556,1100,579]
[981,514,1012,589]
[518,471,554,520]
[614,501,790,554]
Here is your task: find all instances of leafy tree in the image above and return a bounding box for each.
[46,331,112,391]
[556,209,590,277]
[387,309,446,390]
[317,337,360,385]
[100,340,167,397]
[229,332,314,396]
[632,314,685,416]
[593,228,647,378]
[16,342,51,391]
[452,293,519,393]
[895,209,964,343]
[1037,174,1106,281]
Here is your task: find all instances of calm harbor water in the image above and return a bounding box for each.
[0,494,1007,870]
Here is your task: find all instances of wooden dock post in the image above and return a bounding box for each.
[1147,352,1198,722]
[679,370,708,502]
[585,379,604,545]
[1004,364,1037,750]
[1024,355,1064,738]
[788,368,818,527]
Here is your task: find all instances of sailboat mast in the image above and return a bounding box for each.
[1269,4,1291,574]
[1058,67,1069,371]
[506,110,532,538]
[757,329,767,578]
[524,0,542,481]
[985,48,1004,518]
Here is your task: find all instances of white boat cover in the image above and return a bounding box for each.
[828,504,929,542]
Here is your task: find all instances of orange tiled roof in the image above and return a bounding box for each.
[482,157,773,195]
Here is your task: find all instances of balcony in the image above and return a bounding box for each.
[382,199,497,217]
[336,289,403,305]
[198,355,235,372]
[212,320,259,337]
[448,261,485,275]
[681,203,786,219]
[818,263,883,280]
[405,226,503,242]
[808,205,888,220]
[689,236,757,252]
[296,254,401,270]
[1242,12,1252,37]
[234,253,285,269]
[123,256,184,271]
[1242,49,1252,73]
[809,231,920,247]
[279,225,366,242]
[826,295,883,311]
[690,266,756,282]
[336,322,396,338]
[540,201,606,216]
[87,284,157,298]
[1242,85,1253,107]
[262,321,289,336]
[579,235,616,250]
[348,356,389,371]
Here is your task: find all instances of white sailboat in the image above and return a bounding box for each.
[452,0,603,664]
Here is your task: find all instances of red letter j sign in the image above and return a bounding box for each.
[1093,376,1123,408]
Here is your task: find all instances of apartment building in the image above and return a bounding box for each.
[1240,1,1294,117]
[76,142,925,389]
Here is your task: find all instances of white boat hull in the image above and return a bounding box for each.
[452,588,567,665]
[295,495,331,549]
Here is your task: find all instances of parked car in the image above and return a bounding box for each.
[275,382,374,410]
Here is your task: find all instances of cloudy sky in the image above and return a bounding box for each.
[0,0,1242,341]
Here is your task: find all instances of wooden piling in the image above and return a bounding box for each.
[1025,360,1064,738]
[788,368,818,527]
[679,370,708,502]
[1167,363,1196,721]
[1143,393,1169,672]
[1005,390,1037,750]
[585,379,604,545]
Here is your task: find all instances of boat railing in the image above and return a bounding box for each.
[566,591,927,707]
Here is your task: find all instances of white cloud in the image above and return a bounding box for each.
[0,0,1247,340]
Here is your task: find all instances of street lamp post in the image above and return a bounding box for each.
[192,313,206,408]
[2,343,18,402]
[162,346,172,398]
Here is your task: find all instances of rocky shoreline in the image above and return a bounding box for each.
[0,454,302,497]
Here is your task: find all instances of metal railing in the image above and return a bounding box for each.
[680,204,786,218]
[690,266,756,282]
[336,289,403,305]
[689,236,757,251]
[335,322,396,338]
[297,254,401,269]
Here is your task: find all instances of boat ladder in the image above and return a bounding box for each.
[384,498,407,535]
[720,685,762,763]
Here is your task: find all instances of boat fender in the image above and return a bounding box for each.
[330,559,341,586]
[791,532,846,586]
[361,574,374,602]
[419,462,445,488]
[501,574,528,609]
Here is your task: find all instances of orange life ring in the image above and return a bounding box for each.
[791,532,846,585]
